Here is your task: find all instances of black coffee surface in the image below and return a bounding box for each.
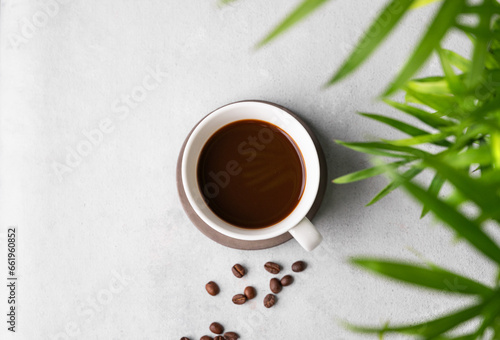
[197,119,305,229]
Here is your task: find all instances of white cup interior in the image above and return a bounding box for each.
[181,101,320,241]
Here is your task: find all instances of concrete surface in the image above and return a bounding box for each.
[0,0,497,339]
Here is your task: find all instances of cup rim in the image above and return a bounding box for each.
[181,100,320,241]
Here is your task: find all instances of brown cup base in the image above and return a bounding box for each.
[175,100,328,250]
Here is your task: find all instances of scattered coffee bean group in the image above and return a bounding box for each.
[227,261,306,309]
[226,261,307,311]
[182,261,307,339]
[181,322,240,340]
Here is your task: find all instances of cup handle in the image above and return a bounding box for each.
[288,217,322,251]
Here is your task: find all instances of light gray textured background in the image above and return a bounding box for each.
[1,0,498,339]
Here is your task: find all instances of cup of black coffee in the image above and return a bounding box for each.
[181,101,322,251]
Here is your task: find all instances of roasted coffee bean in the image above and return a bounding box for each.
[224,332,240,340]
[292,261,306,272]
[281,275,294,286]
[232,264,245,278]
[209,322,224,334]
[264,262,281,274]
[244,286,256,300]
[180,338,190,340]
[264,294,276,308]
[232,294,247,305]
[205,281,220,296]
[214,336,224,340]
[200,336,213,340]
[270,278,282,294]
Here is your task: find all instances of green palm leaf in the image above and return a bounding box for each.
[441,145,492,168]
[383,99,454,128]
[440,49,471,72]
[473,294,500,339]
[351,258,493,296]
[420,172,445,218]
[359,113,426,136]
[437,47,464,95]
[492,132,500,168]
[410,0,442,9]
[346,301,486,338]
[361,112,452,147]
[256,0,331,48]
[467,39,488,89]
[328,0,415,84]
[333,160,411,184]
[383,0,465,96]
[384,131,452,146]
[407,77,450,95]
[366,166,423,206]
[336,141,428,157]
[465,0,494,87]
[388,166,500,265]
[405,89,456,114]
[469,94,500,120]
[423,156,500,221]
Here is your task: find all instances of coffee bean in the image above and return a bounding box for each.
[180,337,190,340]
[244,286,256,300]
[232,294,247,305]
[281,275,294,286]
[205,281,220,296]
[214,336,224,340]
[232,264,245,278]
[292,261,306,272]
[209,322,224,334]
[224,332,240,340]
[264,262,281,274]
[270,278,282,294]
[200,336,213,340]
[264,294,276,308]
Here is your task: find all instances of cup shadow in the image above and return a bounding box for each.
[292,111,372,237]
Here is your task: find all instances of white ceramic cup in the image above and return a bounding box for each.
[181,101,323,251]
